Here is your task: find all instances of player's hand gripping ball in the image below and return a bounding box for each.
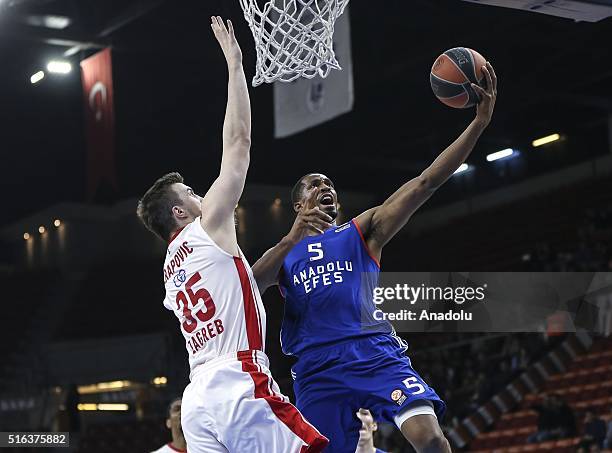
[430,47,488,109]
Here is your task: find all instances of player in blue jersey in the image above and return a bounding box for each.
[253,63,497,452]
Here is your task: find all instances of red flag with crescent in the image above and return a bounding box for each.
[81,48,118,200]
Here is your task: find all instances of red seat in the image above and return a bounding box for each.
[468,338,612,452]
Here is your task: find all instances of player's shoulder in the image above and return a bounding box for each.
[167,218,200,247]
[302,221,355,246]
[354,208,378,234]
[165,217,214,254]
[332,220,353,234]
[330,218,369,241]
[302,220,357,246]
[180,217,204,238]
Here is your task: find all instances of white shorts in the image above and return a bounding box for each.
[181,350,328,453]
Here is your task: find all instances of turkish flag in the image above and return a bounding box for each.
[81,48,118,200]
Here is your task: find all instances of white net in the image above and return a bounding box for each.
[239,0,350,86]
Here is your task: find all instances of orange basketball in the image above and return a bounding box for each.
[430,47,487,109]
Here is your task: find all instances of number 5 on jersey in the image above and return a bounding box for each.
[176,272,216,334]
[308,243,324,262]
[403,377,426,395]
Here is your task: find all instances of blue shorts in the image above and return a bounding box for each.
[292,334,446,453]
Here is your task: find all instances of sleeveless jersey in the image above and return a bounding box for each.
[279,219,399,356]
[162,218,266,372]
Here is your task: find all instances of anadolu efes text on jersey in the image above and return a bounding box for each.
[162,218,266,372]
[279,219,393,357]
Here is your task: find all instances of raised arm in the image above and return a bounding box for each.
[252,191,332,293]
[356,62,498,261]
[200,16,251,255]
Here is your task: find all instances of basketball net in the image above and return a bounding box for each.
[239,0,350,86]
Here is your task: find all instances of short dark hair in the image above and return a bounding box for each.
[291,173,316,205]
[137,172,184,241]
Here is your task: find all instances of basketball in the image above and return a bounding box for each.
[430,47,487,109]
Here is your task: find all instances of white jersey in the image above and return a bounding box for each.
[162,218,266,374]
[150,443,186,453]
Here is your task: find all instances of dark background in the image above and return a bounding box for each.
[0,0,611,226]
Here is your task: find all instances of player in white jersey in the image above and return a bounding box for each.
[150,398,187,453]
[137,16,329,453]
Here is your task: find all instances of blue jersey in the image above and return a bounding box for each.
[279,222,446,452]
[279,219,398,356]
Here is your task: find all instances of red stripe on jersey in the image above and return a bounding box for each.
[237,351,329,452]
[247,270,264,348]
[234,257,263,351]
[168,225,187,245]
[352,219,381,268]
[166,443,186,452]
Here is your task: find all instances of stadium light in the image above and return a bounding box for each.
[38,226,46,234]
[43,16,71,30]
[153,376,168,385]
[96,380,129,390]
[532,133,561,147]
[453,163,470,175]
[30,71,45,84]
[78,380,132,394]
[47,61,72,74]
[23,233,30,240]
[77,404,98,411]
[97,404,129,411]
[77,403,129,411]
[486,148,517,162]
[54,219,61,227]
[273,198,282,207]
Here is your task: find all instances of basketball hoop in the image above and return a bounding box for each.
[238,0,350,86]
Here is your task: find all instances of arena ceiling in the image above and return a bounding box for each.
[1,0,611,225]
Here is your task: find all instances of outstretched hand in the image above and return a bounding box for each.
[472,61,497,127]
[211,16,242,68]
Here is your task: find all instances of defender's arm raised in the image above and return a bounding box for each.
[201,16,252,255]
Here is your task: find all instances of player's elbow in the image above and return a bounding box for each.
[233,134,252,149]
[222,145,251,175]
[225,135,251,155]
[416,174,438,193]
[225,124,252,150]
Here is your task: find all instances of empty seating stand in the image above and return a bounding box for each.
[469,336,612,453]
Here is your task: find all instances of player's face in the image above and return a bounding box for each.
[171,183,202,222]
[166,399,182,433]
[297,174,338,220]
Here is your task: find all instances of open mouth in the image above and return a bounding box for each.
[319,193,334,206]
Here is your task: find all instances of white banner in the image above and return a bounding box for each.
[273,7,354,138]
[462,0,612,22]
